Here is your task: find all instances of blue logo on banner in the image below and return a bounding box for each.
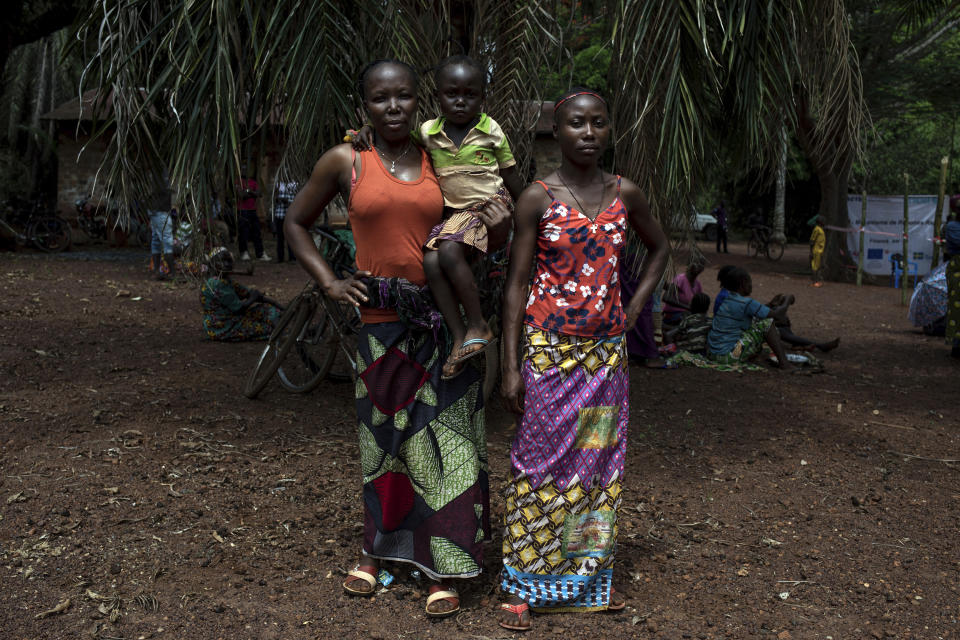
[912,252,924,260]
[867,248,884,260]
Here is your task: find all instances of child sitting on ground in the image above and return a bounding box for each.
[713,264,735,314]
[354,55,523,379]
[706,266,795,369]
[665,292,711,354]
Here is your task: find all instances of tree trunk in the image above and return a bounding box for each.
[810,153,853,280]
[795,87,854,282]
[772,124,787,244]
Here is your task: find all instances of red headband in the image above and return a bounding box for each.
[553,91,606,112]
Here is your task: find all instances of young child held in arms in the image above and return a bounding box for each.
[355,55,523,379]
[665,292,711,354]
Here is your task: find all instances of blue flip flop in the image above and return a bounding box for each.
[448,337,493,366]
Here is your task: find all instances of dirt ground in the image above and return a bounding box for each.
[1,240,958,640]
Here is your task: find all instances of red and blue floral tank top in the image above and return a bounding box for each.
[524,177,628,337]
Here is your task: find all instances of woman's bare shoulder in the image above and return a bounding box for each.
[516,179,552,213]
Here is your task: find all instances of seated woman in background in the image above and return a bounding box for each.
[662,259,704,326]
[200,247,280,341]
[706,267,794,369]
[664,292,711,354]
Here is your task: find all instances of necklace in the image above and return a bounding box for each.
[558,170,605,220]
[376,143,412,175]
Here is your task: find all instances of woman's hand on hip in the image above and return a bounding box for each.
[500,367,525,415]
[624,296,645,332]
[477,199,512,250]
[325,270,372,307]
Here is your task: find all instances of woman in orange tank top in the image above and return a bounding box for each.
[283,60,510,619]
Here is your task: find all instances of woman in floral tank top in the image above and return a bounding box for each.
[498,89,668,631]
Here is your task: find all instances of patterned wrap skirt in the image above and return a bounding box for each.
[355,321,490,579]
[707,318,773,364]
[501,325,628,611]
[947,255,960,344]
[423,188,513,254]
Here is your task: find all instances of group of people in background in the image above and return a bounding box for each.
[227,171,300,264]
[648,261,839,370]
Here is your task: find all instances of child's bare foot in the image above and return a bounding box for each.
[441,356,466,380]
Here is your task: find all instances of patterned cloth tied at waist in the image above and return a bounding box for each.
[360,276,450,349]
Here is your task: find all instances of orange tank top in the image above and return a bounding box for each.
[349,147,444,323]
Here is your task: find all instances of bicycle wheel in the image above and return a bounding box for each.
[276,303,337,393]
[747,238,761,258]
[30,216,72,252]
[765,239,784,261]
[326,300,362,382]
[243,296,312,398]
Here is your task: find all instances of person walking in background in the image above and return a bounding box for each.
[809,215,826,287]
[711,200,728,253]
[236,169,269,262]
[147,172,174,279]
[272,178,298,263]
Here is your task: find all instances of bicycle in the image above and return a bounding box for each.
[244,226,361,398]
[75,197,151,248]
[747,226,784,261]
[245,225,501,400]
[0,199,72,252]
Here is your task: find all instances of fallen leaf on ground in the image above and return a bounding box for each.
[35,597,71,619]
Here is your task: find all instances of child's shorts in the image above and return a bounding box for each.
[424,188,514,254]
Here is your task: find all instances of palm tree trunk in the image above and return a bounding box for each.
[772,124,787,243]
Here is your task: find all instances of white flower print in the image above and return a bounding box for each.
[608,255,618,267]
[598,284,608,298]
[563,280,577,293]
[540,273,549,281]
[527,291,536,307]
[590,223,599,233]
[579,285,592,297]
[544,222,561,241]
[554,204,569,217]
[581,263,595,276]
[556,298,569,307]
[611,232,622,244]
[611,271,618,285]
[603,222,616,232]
[549,286,559,296]
[594,299,605,312]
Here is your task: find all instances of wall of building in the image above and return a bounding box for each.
[54,125,108,218]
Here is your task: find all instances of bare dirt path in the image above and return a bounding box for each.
[0,241,957,639]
